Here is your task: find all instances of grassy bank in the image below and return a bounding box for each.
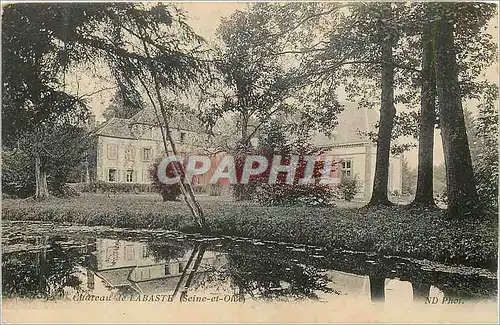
[2,194,497,269]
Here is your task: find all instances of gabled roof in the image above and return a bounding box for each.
[93,107,204,140]
[128,109,162,127]
[133,276,182,294]
[98,267,135,287]
[128,108,203,133]
[93,118,135,139]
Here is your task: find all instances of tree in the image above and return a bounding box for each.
[2,4,92,198]
[434,4,483,218]
[2,123,91,198]
[102,90,143,121]
[367,3,397,206]
[412,12,437,206]
[464,88,499,213]
[3,3,210,227]
[149,158,183,202]
[198,3,344,200]
[302,3,415,205]
[410,3,496,208]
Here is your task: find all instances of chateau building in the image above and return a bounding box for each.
[89,103,402,201]
[90,109,204,184]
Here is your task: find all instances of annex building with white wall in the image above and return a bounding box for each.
[313,102,403,201]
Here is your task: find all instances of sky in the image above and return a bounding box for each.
[81,2,499,169]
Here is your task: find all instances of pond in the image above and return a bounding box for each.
[2,221,497,306]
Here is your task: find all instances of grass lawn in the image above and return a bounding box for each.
[2,193,497,269]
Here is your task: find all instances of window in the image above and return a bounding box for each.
[108,169,117,182]
[125,146,135,161]
[142,148,152,161]
[141,246,149,258]
[140,268,151,280]
[179,262,186,273]
[125,246,135,260]
[180,132,186,143]
[105,247,116,262]
[107,144,118,160]
[126,170,134,183]
[341,160,353,177]
[164,264,170,276]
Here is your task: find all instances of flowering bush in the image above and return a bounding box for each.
[149,159,183,201]
[238,152,336,207]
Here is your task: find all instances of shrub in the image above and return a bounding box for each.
[468,99,498,213]
[2,149,36,198]
[336,176,359,202]
[255,183,335,207]
[246,152,336,207]
[149,159,182,201]
[473,135,498,213]
[207,183,223,196]
[81,181,154,194]
[232,152,259,201]
[51,184,81,198]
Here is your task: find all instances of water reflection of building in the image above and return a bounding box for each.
[326,270,445,304]
[79,238,451,303]
[87,239,226,295]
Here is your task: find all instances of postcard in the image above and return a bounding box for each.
[2,1,498,323]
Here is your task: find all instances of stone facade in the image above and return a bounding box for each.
[91,109,201,185]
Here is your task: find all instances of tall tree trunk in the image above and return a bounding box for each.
[233,114,253,201]
[240,114,249,149]
[435,11,478,218]
[85,157,90,184]
[369,7,396,206]
[136,27,206,229]
[35,154,49,199]
[413,19,437,206]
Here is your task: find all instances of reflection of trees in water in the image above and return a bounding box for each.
[2,240,82,299]
[369,276,385,302]
[145,239,207,301]
[200,252,337,301]
[146,240,190,262]
[431,274,497,301]
[177,244,207,300]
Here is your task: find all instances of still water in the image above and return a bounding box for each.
[2,221,496,305]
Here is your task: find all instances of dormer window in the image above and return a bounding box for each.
[180,132,186,143]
